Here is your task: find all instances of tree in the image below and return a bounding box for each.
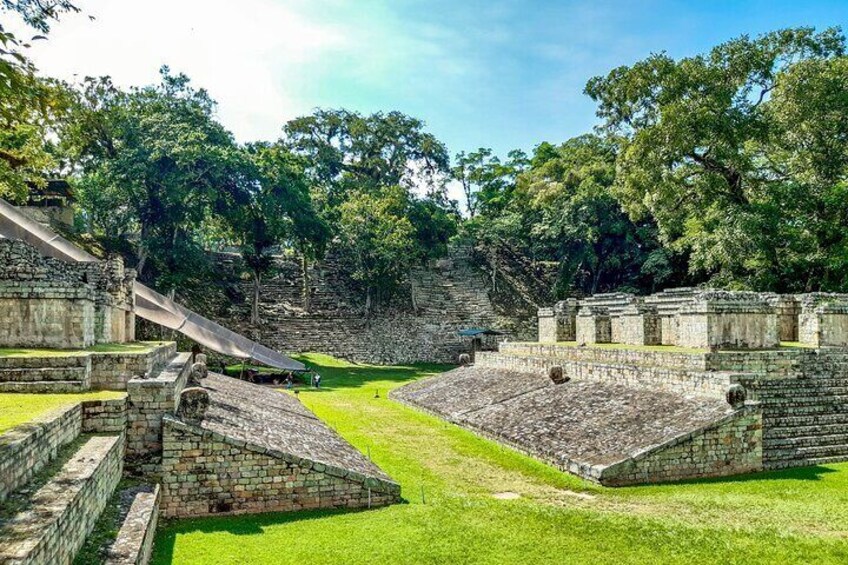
[585,27,847,290]
[452,148,528,217]
[516,135,670,295]
[225,143,329,324]
[335,185,418,314]
[283,109,450,210]
[0,0,77,200]
[65,69,244,293]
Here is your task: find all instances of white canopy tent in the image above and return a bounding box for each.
[0,198,305,372]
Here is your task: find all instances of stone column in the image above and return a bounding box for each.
[576,306,612,345]
[537,299,578,343]
[619,304,662,346]
[799,294,848,347]
[676,291,779,350]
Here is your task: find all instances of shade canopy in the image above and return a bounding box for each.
[0,198,304,371]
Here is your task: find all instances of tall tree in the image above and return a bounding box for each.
[225,143,329,324]
[585,27,847,290]
[65,69,244,292]
[451,148,528,218]
[335,185,418,314]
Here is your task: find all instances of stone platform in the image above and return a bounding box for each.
[393,365,763,486]
[160,373,401,518]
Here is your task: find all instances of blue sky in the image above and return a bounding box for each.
[18,0,848,161]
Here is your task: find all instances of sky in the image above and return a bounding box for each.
[11,0,848,162]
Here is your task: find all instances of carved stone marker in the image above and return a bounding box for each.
[726,384,746,408]
[548,365,569,384]
[177,387,210,425]
[458,353,472,366]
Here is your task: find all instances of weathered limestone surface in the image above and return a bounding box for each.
[619,304,662,346]
[576,307,612,344]
[799,294,848,347]
[392,366,758,485]
[676,291,779,349]
[537,299,578,343]
[160,373,400,518]
[104,484,160,565]
[0,238,135,349]
[0,434,124,565]
[125,352,191,477]
[0,403,82,502]
[82,397,128,434]
[474,351,737,398]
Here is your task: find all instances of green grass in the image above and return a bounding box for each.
[0,391,125,435]
[152,353,848,564]
[0,341,169,358]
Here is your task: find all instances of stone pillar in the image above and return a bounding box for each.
[537,299,578,343]
[676,291,779,350]
[619,304,662,346]
[799,294,848,347]
[576,306,612,345]
[764,294,800,342]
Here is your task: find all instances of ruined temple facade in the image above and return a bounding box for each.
[396,288,848,486]
[0,238,136,348]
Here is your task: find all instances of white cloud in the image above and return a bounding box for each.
[17,0,349,141]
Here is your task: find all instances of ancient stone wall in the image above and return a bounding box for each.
[0,403,81,502]
[0,238,136,348]
[175,247,539,364]
[600,407,763,485]
[125,353,191,477]
[82,398,128,434]
[89,343,176,390]
[160,418,400,518]
[474,351,733,397]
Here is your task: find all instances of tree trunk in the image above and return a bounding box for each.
[365,286,373,317]
[411,280,418,313]
[251,270,261,326]
[301,255,310,312]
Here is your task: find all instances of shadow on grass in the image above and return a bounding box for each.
[634,463,841,489]
[153,504,404,563]
[295,359,455,393]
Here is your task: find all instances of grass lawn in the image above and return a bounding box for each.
[0,391,126,435]
[152,353,848,564]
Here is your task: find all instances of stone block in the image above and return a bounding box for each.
[619,304,662,346]
[537,299,578,343]
[798,294,848,347]
[676,291,779,350]
[576,306,612,344]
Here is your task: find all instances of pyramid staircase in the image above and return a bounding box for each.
[0,356,91,393]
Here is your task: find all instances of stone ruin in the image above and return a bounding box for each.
[0,237,136,348]
[0,235,401,564]
[395,287,848,487]
[538,289,848,350]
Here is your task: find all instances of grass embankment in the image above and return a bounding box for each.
[0,391,126,435]
[152,353,848,564]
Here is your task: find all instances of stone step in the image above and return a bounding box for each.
[766,412,848,428]
[773,444,848,461]
[763,455,848,470]
[766,432,848,449]
[758,395,848,407]
[0,434,124,565]
[766,422,848,439]
[103,484,160,565]
[0,355,90,370]
[0,380,90,393]
[0,366,88,383]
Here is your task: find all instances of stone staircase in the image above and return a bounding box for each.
[0,398,160,564]
[0,355,91,393]
[753,375,848,469]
